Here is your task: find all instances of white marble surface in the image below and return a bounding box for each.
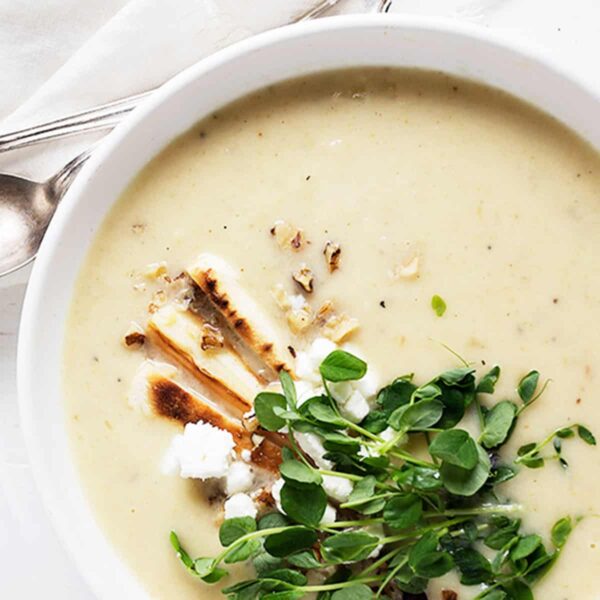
[1,1,600,598]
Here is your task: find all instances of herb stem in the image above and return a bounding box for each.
[340,492,395,509]
[358,546,402,577]
[214,525,290,565]
[317,469,393,491]
[302,577,380,592]
[381,517,468,544]
[322,518,384,528]
[426,504,522,518]
[389,448,438,469]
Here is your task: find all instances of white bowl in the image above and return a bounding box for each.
[17,14,600,599]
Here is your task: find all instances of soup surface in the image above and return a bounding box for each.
[64,69,600,599]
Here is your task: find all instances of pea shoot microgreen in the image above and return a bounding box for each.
[171,349,594,599]
[431,294,447,317]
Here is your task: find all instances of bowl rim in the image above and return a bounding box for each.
[17,13,600,599]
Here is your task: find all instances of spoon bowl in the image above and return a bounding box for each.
[0,150,89,276]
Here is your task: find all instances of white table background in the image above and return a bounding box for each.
[1,1,600,597]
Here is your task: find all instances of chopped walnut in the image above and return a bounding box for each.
[200,323,225,351]
[142,261,168,279]
[315,300,335,324]
[442,591,458,600]
[123,322,146,348]
[242,410,259,434]
[314,299,359,342]
[252,488,276,512]
[292,264,314,293]
[322,313,359,343]
[147,289,167,313]
[270,220,305,251]
[287,303,314,333]
[323,241,341,272]
[272,285,314,333]
[391,254,420,280]
[131,223,146,234]
[272,284,292,311]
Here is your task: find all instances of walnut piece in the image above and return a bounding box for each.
[242,410,259,434]
[314,300,359,342]
[287,304,314,333]
[142,261,168,279]
[442,591,458,600]
[123,322,146,347]
[322,313,359,343]
[391,255,420,280]
[270,220,305,251]
[323,241,341,272]
[271,285,314,333]
[200,323,225,351]
[148,289,167,313]
[292,264,314,293]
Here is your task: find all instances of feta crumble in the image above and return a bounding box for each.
[321,504,337,525]
[322,475,353,503]
[225,461,254,495]
[271,478,285,513]
[224,493,257,519]
[294,431,333,470]
[161,421,235,479]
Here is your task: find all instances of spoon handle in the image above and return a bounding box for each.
[0,0,367,154]
[0,90,153,153]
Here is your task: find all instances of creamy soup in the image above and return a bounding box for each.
[63,69,600,599]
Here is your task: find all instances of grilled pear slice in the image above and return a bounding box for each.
[130,364,281,472]
[187,253,295,376]
[147,304,262,413]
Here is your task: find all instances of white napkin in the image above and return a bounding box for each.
[1,1,355,177]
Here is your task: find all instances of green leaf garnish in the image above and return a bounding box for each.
[477,365,501,394]
[320,350,367,382]
[439,444,491,496]
[431,294,447,316]
[280,459,323,488]
[429,429,478,469]
[280,482,326,527]
[517,370,540,405]
[480,400,517,449]
[254,392,287,431]
[578,425,596,445]
[551,516,573,548]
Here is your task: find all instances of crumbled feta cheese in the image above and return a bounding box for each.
[329,381,354,404]
[322,475,353,502]
[289,294,308,311]
[294,431,332,470]
[252,434,265,447]
[321,504,337,525]
[224,493,257,519]
[339,389,370,423]
[271,478,285,513]
[353,370,378,399]
[241,449,252,462]
[225,461,254,495]
[365,524,385,559]
[129,359,177,415]
[380,427,396,443]
[311,337,338,363]
[161,421,235,479]
[295,337,337,384]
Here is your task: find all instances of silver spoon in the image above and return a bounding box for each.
[0,149,90,277]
